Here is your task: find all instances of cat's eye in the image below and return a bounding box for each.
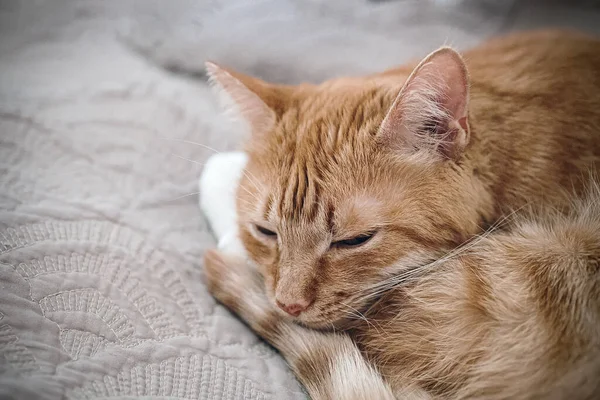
[332,232,375,248]
[254,224,277,238]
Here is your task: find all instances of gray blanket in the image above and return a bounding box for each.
[1,1,598,399]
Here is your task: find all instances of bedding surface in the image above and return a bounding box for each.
[1,1,598,399]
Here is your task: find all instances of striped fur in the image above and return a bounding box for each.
[204,184,600,399]
[204,30,600,398]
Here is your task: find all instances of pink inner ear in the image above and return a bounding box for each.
[205,62,277,134]
[378,47,470,159]
[411,49,469,121]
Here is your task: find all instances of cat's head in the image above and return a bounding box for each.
[207,48,483,328]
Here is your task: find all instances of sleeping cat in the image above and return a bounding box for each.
[200,30,600,399]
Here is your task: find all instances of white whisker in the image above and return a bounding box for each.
[241,168,262,193]
[352,202,533,306]
[158,136,222,154]
[339,301,382,333]
[239,184,262,204]
[170,152,206,166]
[166,191,202,202]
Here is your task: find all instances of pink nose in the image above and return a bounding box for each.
[276,300,310,317]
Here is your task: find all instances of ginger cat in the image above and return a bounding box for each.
[201,30,600,399]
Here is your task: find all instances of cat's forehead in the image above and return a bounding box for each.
[264,154,384,226]
[269,182,385,238]
[274,84,391,146]
[246,82,408,225]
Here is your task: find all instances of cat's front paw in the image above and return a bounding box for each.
[204,249,243,314]
[203,249,277,333]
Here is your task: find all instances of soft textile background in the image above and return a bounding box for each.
[1,1,599,399]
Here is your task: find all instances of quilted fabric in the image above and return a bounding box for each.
[1,1,598,399]
[0,2,304,399]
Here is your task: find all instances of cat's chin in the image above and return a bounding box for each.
[294,315,358,331]
[267,305,340,330]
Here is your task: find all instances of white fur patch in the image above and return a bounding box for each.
[329,349,430,399]
[327,350,396,400]
[199,151,248,258]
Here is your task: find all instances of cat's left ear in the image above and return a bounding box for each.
[206,62,285,136]
[378,47,470,161]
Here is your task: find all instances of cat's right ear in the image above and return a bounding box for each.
[205,62,278,135]
[377,47,470,161]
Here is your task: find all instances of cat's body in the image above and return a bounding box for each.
[354,194,600,399]
[204,186,600,399]
[201,30,600,399]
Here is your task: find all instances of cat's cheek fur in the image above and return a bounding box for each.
[239,225,274,262]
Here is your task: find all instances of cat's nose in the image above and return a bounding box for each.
[276,299,311,317]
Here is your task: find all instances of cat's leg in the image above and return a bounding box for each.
[204,249,407,400]
[199,151,248,256]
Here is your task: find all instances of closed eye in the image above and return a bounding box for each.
[254,224,277,239]
[331,232,375,249]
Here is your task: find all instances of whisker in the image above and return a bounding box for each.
[166,191,202,202]
[339,301,383,333]
[162,136,263,192]
[170,152,206,166]
[240,168,262,193]
[164,137,267,206]
[158,136,222,154]
[340,302,369,323]
[168,152,263,206]
[239,184,262,204]
[328,321,337,334]
[352,202,533,305]
[170,153,263,203]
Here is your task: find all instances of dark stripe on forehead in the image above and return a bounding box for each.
[277,158,325,223]
[305,173,321,222]
[289,171,300,219]
[326,202,336,233]
[286,163,307,221]
[295,165,308,220]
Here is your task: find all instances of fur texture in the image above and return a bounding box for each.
[203,182,600,399]
[202,30,600,398]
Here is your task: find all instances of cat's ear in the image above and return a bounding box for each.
[205,62,280,135]
[378,47,470,161]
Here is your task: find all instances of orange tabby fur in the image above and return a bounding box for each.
[204,183,600,399]
[354,185,600,399]
[204,30,600,399]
